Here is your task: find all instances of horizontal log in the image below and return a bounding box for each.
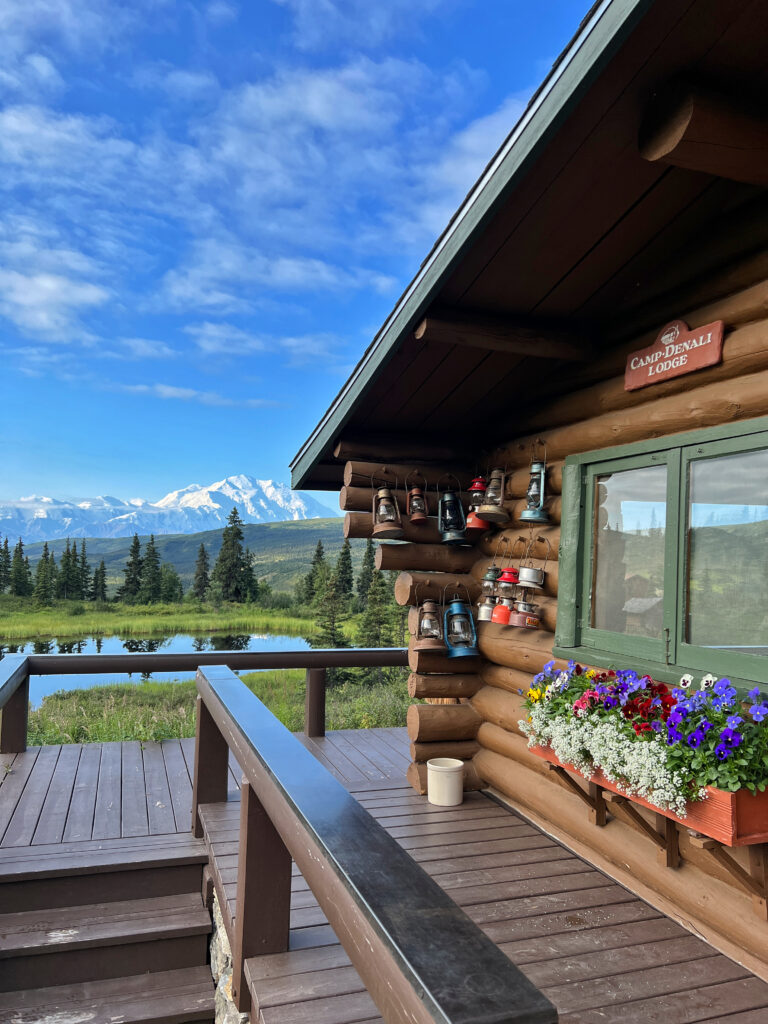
[408,646,481,675]
[410,740,480,762]
[476,527,560,563]
[343,460,472,489]
[344,512,443,544]
[477,623,563,674]
[396,572,481,607]
[376,542,479,575]
[471,687,527,736]
[341,485,470,515]
[506,463,563,497]
[523,320,768,435]
[406,703,482,743]
[477,721,530,758]
[408,673,482,700]
[481,663,543,694]
[334,437,470,464]
[414,312,590,361]
[406,760,485,795]
[495,368,768,467]
[471,558,559,599]
[639,86,768,187]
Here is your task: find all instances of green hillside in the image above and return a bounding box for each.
[25,518,360,594]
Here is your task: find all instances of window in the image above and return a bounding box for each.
[555,418,768,686]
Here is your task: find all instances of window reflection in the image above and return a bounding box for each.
[592,465,666,638]
[687,449,768,655]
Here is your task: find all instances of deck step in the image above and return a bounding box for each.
[0,965,214,1023]
[0,833,208,912]
[0,893,211,992]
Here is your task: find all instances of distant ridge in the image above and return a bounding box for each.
[25,519,362,595]
[0,475,339,543]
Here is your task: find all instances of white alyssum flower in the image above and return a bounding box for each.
[520,707,705,816]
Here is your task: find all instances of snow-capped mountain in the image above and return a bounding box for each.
[0,476,339,543]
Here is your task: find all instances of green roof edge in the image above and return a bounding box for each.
[290,0,654,488]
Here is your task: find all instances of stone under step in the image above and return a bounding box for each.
[0,965,214,1023]
[0,892,211,992]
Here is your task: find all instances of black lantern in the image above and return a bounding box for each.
[438,475,467,545]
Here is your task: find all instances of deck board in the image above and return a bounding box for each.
[3,727,768,1021]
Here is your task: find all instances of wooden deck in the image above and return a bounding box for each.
[4,730,768,1021]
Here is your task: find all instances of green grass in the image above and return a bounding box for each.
[27,668,412,744]
[0,597,315,641]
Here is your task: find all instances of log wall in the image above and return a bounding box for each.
[338,274,768,975]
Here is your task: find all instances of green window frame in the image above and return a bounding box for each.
[554,415,768,689]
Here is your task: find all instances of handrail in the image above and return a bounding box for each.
[0,647,408,753]
[193,664,557,1023]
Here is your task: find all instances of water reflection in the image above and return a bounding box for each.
[0,631,310,707]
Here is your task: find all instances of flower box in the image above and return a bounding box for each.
[531,743,768,847]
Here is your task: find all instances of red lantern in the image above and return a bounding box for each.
[465,476,488,535]
[405,472,428,525]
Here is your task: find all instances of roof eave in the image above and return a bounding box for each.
[290,0,654,489]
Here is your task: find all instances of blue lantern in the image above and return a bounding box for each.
[443,594,478,658]
[519,460,550,524]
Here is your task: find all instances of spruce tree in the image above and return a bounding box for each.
[192,543,210,600]
[33,543,56,605]
[9,540,32,596]
[0,537,10,593]
[92,560,108,602]
[303,540,326,604]
[138,535,162,603]
[242,548,260,602]
[79,540,91,600]
[335,539,354,601]
[118,534,143,603]
[356,538,375,607]
[211,506,248,602]
[356,570,393,648]
[309,569,350,684]
[159,563,184,603]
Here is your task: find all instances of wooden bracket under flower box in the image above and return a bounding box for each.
[531,744,768,848]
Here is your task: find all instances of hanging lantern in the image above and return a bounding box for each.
[518,535,551,589]
[465,476,488,535]
[477,468,508,523]
[443,593,478,658]
[510,596,540,629]
[491,596,513,625]
[372,485,404,539]
[519,455,550,524]
[477,564,501,621]
[405,472,428,525]
[496,566,520,602]
[412,599,445,652]
[438,476,467,545]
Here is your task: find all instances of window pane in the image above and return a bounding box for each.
[592,465,666,638]
[687,448,768,655]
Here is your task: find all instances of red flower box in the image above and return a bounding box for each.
[531,744,768,847]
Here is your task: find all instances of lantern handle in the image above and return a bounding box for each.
[532,439,548,466]
[505,535,526,567]
[490,533,509,567]
[518,533,537,569]
[405,469,426,491]
[436,472,462,494]
[441,581,473,606]
[537,535,553,570]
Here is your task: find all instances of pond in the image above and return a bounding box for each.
[0,632,311,707]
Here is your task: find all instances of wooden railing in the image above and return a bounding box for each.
[0,648,408,753]
[193,663,557,1023]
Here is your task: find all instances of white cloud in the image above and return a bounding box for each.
[0,269,108,336]
[117,382,275,408]
[120,338,177,359]
[205,1,238,25]
[272,0,452,51]
[185,320,339,365]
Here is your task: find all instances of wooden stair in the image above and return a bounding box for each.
[0,833,215,1023]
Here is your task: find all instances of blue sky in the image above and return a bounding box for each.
[0,0,587,504]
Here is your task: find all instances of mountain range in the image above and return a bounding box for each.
[0,475,339,544]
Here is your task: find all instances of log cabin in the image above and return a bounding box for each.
[291,0,768,985]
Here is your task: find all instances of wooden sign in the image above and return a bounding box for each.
[624,319,724,391]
